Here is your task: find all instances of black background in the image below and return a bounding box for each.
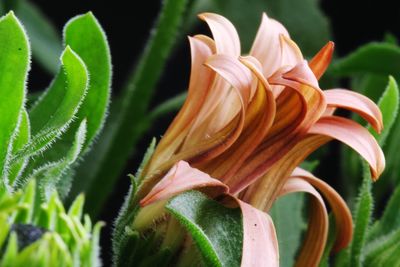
[25,0,400,264]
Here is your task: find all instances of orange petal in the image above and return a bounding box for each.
[292,168,353,252]
[140,161,228,207]
[201,56,276,184]
[238,200,279,267]
[198,13,240,56]
[324,89,383,133]
[278,177,328,267]
[309,41,335,80]
[145,36,215,175]
[309,116,385,180]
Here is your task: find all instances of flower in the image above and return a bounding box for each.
[133,12,384,266]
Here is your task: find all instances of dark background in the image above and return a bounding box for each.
[26,0,400,264]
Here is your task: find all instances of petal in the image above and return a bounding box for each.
[140,161,228,207]
[324,89,383,133]
[229,63,326,194]
[292,168,353,252]
[145,36,215,175]
[250,13,290,77]
[238,200,279,267]
[201,56,276,184]
[278,177,328,267]
[198,13,240,56]
[309,41,335,80]
[280,34,304,67]
[309,116,385,179]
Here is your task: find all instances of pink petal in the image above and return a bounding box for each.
[324,89,383,133]
[198,13,240,56]
[140,161,228,206]
[250,13,290,77]
[278,177,329,266]
[292,168,353,252]
[309,116,385,180]
[238,200,279,267]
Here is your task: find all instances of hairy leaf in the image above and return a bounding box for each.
[13,47,88,167]
[166,191,243,267]
[0,12,30,190]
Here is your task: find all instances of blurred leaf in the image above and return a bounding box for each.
[15,0,62,74]
[29,120,87,200]
[332,43,400,76]
[368,186,400,241]
[364,229,400,267]
[166,191,243,267]
[12,47,88,168]
[7,109,30,189]
[190,0,331,55]
[270,193,305,267]
[83,0,189,217]
[149,92,187,121]
[0,12,29,190]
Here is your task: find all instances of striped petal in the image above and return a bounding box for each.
[228,62,326,194]
[278,177,328,267]
[309,116,385,179]
[309,41,335,80]
[292,167,353,252]
[324,89,383,133]
[140,161,228,207]
[145,36,215,175]
[198,13,240,56]
[202,56,276,184]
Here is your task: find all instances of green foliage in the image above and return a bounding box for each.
[333,78,400,266]
[0,12,29,190]
[332,43,400,76]
[0,10,109,266]
[0,180,103,267]
[166,191,243,267]
[15,47,88,163]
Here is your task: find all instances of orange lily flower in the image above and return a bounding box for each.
[133,12,385,267]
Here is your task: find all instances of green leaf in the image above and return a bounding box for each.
[30,119,87,200]
[166,191,243,267]
[13,46,88,165]
[368,185,400,241]
[190,0,331,55]
[364,229,400,267]
[371,76,399,145]
[83,0,189,217]
[62,12,111,152]
[349,162,374,267]
[15,1,62,74]
[0,11,30,190]
[6,108,30,189]
[269,193,305,267]
[332,43,400,76]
